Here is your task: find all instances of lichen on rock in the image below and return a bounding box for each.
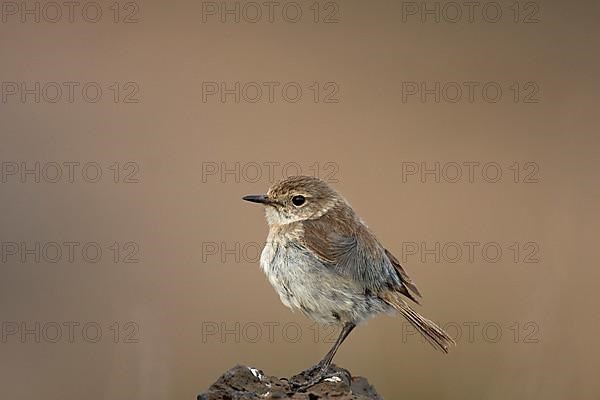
[198,364,382,399]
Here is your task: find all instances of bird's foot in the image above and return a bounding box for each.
[288,363,347,392]
[289,369,326,391]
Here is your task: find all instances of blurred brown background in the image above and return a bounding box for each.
[1,0,599,399]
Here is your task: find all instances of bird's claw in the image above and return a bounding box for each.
[288,363,333,391]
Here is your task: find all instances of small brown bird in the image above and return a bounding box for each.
[243,175,454,388]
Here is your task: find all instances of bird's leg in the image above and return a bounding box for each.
[291,322,355,390]
[316,322,355,370]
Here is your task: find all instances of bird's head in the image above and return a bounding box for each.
[243,175,341,225]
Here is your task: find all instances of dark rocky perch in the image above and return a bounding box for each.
[198,364,382,399]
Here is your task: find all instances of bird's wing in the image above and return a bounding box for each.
[384,248,422,300]
[300,210,421,303]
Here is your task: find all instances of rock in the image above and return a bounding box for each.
[198,364,382,399]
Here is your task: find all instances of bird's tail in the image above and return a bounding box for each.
[382,293,455,353]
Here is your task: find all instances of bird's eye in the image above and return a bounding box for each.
[291,195,306,207]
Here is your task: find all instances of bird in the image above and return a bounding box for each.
[242,175,454,388]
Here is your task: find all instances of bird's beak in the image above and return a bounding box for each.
[242,194,271,205]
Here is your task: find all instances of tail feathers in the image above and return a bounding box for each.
[383,293,455,353]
